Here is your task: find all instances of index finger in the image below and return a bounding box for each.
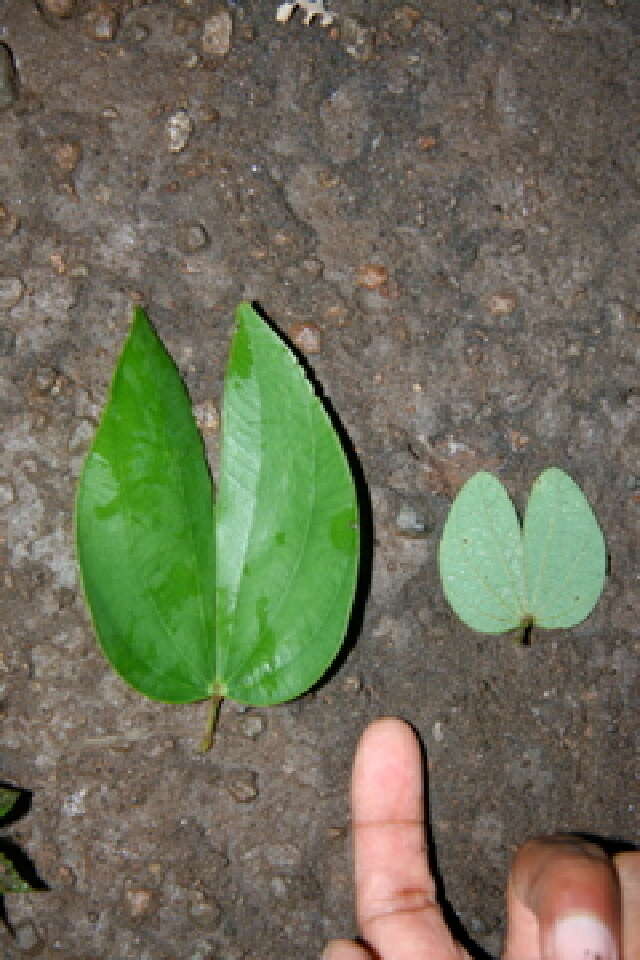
[351,717,464,960]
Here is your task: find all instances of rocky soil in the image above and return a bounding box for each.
[1,0,639,957]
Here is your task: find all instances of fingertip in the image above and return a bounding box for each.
[352,717,423,821]
[321,938,371,960]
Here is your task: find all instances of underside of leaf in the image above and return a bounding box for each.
[439,471,526,634]
[524,468,605,629]
[439,468,606,636]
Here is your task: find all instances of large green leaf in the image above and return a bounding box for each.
[76,304,359,737]
[215,303,359,705]
[76,307,215,703]
[438,468,605,635]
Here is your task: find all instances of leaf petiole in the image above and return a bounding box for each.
[199,693,224,753]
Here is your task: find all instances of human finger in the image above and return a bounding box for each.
[321,938,372,960]
[351,717,465,960]
[614,850,640,960]
[503,835,621,960]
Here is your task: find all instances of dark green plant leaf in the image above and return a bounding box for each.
[0,788,19,820]
[439,468,605,635]
[76,304,359,740]
[0,852,32,894]
[214,303,359,706]
[76,307,215,703]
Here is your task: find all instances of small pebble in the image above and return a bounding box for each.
[395,504,430,538]
[14,920,42,952]
[85,2,120,41]
[340,16,375,62]
[49,252,67,274]
[125,888,153,918]
[302,258,324,278]
[0,481,15,506]
[390,4,422,33]
[167,108,192,153]
[56,864,77,887]
[357,263,389,289]
[0,275,24,309]
[188,891,221,922]
[432,721,445,742]
[507,428,529,451]
[417,134,437,151]
[125,22,150,43]
[494,7,514,25]
[228,770,259,803]
[193,400,219,433]
[0,44,17,110]
[242,714,264,738]
[342,674,362,693]
[202,11,233,56]
[40,0,76,15]
[289,321,321,355]
[176,221,208,253]
[52,140,81,174]
[488,292,518,316]
[0,203,19,237]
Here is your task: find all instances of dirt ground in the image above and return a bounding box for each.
[1,0,639,956]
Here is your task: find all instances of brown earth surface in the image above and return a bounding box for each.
[1,0,639,957]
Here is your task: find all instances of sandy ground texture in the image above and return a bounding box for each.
[1,0,639,957]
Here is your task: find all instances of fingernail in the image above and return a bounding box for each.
[548,913,618,960]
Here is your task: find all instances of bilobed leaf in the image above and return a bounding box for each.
[523,468,606,629]
[76,307,215,703]
[215,303,359,705]
[76,303,359,734]
[439,469,605,635]
[0,788,19,820]
[438,472,526,633]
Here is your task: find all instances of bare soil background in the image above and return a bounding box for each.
[1,0,639,957]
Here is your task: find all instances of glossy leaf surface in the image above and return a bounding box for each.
[215,303,359,705]
[439,468,605,634]
[76,304,359,713]
[76,307,215,703]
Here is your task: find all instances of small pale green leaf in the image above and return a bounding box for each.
[439,468,606,635]
[0,788,19,820]
[76,307,215,703]
[438,471,526,633]
[215,303,359,705]
[0,852,31,894]
[524,467,605,628]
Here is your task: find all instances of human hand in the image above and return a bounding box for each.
[323,717,640,960]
